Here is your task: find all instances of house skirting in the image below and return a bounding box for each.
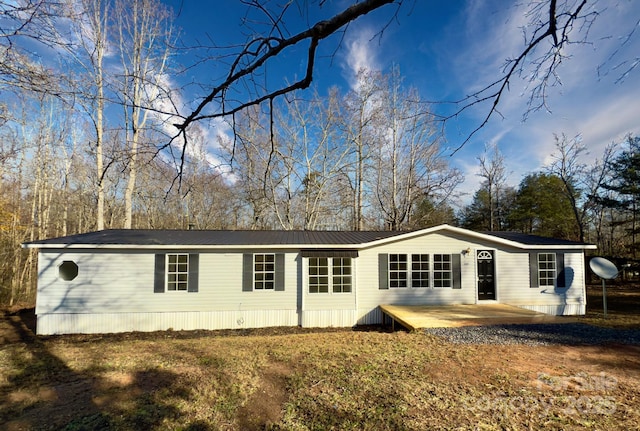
[36,303,586,335]
[36,310,299,335]
[300,310,358,328]
[516,304,586,316]
[37,309,379,335]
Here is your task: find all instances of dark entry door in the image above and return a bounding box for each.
[477,250,496,300]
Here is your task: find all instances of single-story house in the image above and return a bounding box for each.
[23,224,596,335]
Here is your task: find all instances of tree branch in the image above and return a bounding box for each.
[448,0,591,153]
[173,0,395,132]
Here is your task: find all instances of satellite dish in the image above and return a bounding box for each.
[590,257,619,280]
[589,257,618,318]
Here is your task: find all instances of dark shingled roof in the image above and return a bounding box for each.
[25,229,409,247]
[481,231,591,246]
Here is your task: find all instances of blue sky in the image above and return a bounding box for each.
[165,0,640,202]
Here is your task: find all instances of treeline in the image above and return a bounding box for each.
[0,65,465,304]
[2,85,638,306]
[459,135,640,259]
[0,1,638,305]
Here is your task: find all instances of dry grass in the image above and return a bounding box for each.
[0,284,639,430]
[580,283,640,328]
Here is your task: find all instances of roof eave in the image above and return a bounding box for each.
[22,224,598,251]
[23,243,371,250]
[362,225,597,250]
[525,244,598,250]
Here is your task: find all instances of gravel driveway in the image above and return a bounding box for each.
[424,323,640,346]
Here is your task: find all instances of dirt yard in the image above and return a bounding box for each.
[1,285,639,430]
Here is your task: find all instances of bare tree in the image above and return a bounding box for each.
[340,69,384,230]
[4,1,635,170]
[477,143,508,231]
[114,0,174,228]
[6,95,77,303]
[546,133,614,243]
[373,68,461,230]
[276,89,350,229]
[158,0,398,176]
[172,0,396,129]
[223,106,275,229]
[0,0,58,91]
[60,0,110,230]
[586,143,617,252]
[449,0,600,150]
[164,0,616,166]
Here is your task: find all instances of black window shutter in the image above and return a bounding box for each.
[188,254,199,292]
[154,254,165,293]
[379,254,389,289]
[529,253,539,288]
[452,254,462,289]
[242,254,253,292]
[275,254,285,291]
[556,253,566,288]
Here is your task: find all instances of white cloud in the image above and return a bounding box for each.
[147,73,235,180]
[341,26,380,88]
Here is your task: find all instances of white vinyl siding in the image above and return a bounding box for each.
[481,250,586,313]
[33,228,591,335]
[36,250,297,317]
[356,232,476,322]
[36,310,300,335]
[356,233,582,322]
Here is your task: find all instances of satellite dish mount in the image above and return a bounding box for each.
[589,257,620,318]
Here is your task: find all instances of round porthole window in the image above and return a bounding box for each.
[59,260,79,281]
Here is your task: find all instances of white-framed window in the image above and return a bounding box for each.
[308,257,352,293]
[411,254,430,288]
[332,257,352,293]
[389,254,408,288]
[388,254,441,288]
[433,254,452,288]
[538,253,556,286]
[309,257,329,293]
[254,253,275,290]
[383,253,459,290]
[167,253,189,291]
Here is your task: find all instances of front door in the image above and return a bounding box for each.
[477,250,496,300]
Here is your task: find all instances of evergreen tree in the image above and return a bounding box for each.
[409,196,457,229]
[600,135,640,258]
[459,188,491,231]
[460,186,516,231]
[508,173,579,239]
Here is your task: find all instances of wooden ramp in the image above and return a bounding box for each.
[380,304,574,330]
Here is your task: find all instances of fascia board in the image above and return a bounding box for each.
[22,223,597,251]
[23,243,367,251]
[356,224,524,249]
[357,224,597,251]
[359,224,449,248]
[524,244,598,250]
